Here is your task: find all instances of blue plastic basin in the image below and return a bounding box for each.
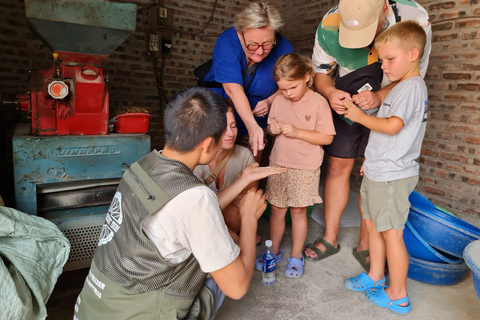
[404,220,464,264]
[408,191,480,258]
[464,240,480,301]
[407,255,470,286]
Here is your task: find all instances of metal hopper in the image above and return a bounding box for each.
[25,0,137,64]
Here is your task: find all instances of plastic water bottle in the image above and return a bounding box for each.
[262,240,276,286]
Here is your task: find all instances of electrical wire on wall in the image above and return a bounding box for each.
[137,0,219,142]
[150,55,168,140]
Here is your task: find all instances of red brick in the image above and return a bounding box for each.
[466,136,480,144]
[471,114,480,123]
[421,176,436,184]
[443,73,472,80]
[435,54,451,60]
[453,52,478,60]
[440,142,468,153]
[443,94,471,102]
[439,10,467,20]
[466,208,480,216]
[460,175,480,187]
[447,123,478,132]
[445,113,467,122]
[432,33,459,42]
[463,31,480,40]
[435,131,456,140]
[421,147,439,156]
[440,152,469,163]
[432,21,454,31]
[422,186,446,196]
[456,19,480,28]
[446,163,478,174]
[428,2,457,10]
[457,83,480,91]
[420,157,445,168]
[431,168,456,179]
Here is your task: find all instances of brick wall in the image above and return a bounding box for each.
[416,0,480,220]
[280,0,335,56]
[1,0,480,221]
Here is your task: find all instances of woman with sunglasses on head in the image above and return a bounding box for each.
[203,0,293,163]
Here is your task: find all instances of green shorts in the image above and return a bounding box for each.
[360,175,418,232]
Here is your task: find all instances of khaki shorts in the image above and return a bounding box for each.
[265,163,322,208]
[361,175,418,232]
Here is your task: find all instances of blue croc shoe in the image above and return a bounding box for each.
[255,249,283,271]
[345,272,387,292]
[365,287,411,314]
[284,256,304,278]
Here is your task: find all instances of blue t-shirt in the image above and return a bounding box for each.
[205,27,293,135]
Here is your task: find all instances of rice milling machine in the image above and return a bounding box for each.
[12,0,151,271]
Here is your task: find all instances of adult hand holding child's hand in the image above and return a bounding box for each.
[352,90,381,111]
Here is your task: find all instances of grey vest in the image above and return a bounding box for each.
[76,151,212,319]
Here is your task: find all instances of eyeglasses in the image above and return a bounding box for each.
[242,33,276,52]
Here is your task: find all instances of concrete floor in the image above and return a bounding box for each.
[46,212,480,320]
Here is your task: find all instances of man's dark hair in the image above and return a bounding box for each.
[164,87,228,153]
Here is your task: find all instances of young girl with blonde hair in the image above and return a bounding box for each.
[255,53,335,278]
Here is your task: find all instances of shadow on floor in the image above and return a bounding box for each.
[46,215,480,320]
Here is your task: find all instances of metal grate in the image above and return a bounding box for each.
[62,225,102,271]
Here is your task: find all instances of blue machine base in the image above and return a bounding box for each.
[12,124,151,270]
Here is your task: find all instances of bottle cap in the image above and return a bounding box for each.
[265,240,272,247]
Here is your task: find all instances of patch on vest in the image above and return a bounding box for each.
[98,191,123,246]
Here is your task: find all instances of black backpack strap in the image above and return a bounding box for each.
[242,62,259,93]
[242,63,259,78]
[275,32,282,46]
[194,59,223,88]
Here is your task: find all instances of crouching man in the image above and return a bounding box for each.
[74,87,285,320]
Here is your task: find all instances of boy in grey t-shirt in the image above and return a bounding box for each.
[341,21,428,314]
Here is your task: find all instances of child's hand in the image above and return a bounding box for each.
[360,164,364,176]
[281,124,299,138]
[343,100,363,123]
[269,121,283,135]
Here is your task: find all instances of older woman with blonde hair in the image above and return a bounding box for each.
[203,0,293,163]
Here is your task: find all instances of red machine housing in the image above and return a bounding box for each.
[18,62,109,135]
